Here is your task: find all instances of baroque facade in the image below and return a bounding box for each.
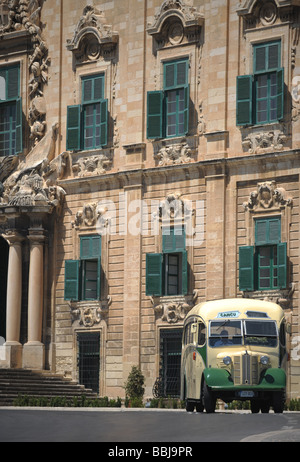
[0,0,300,400]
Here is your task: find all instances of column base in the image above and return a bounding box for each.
[0,342,23,368]
[23,342,45,370]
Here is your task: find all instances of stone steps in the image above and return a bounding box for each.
[0,369,98,406]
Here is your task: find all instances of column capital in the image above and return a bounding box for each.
[27,228,46,245]
[2,230,24,246]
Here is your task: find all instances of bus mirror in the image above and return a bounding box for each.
[286,323,291,334]
[191,323,197,334]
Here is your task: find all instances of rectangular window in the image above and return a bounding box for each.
[147,58,189,139]
[64,235,101,301]
[239,217,287,292]
[66,74,108,151]
[146,227,188,296]
[236,41,284,126]
[0,64,22,156]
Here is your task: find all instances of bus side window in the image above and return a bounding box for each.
[184,322,195,345]
[198,322,206,347]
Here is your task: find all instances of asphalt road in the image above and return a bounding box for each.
[0,408,299,444]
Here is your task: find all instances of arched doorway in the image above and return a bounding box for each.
[0,236,8,340]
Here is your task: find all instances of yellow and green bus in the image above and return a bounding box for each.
[180,298,288,413]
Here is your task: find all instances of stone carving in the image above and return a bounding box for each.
[66,5,118,64]
[154,301,191,323]
[242,130,287,154]
[151,292,198,324]
[243,283,296,309]
[147,0,204,47]
[155,139,193,166]
[0,155,19,182]
[72,153,112,177]
[243,181,293,211]
[0,0,50,146]
[69,299,111,327]
[237,0,297,29]
[74,203,99,228]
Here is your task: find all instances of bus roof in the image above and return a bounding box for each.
[185,298,284,324]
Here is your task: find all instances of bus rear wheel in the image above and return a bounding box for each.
[186,400,195,412]
[203,381,216,413]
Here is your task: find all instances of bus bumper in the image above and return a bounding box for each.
[203,367,286,391]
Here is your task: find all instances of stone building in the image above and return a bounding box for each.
[0,0,300,401]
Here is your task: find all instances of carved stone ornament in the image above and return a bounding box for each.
[151,292,198,324]
[147,0,204,47]
[0,0,50,146]
[69,298,111,327]
[72,153,112,178]
[242,129,287,154]
[236,0,297,29]
[66,5,118,64]
[154,138,194,166]
[0,123,65,211]
[243,283,295,309]
[243,181,293,211]
[73,203,99,228]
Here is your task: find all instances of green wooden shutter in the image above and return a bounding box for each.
[100,98,108,146]
[66,105,81,151]
[97,256,101,299]
[162,227,186,253]
[164,62,175,89]
[236,75,253,125]
[146,253,163,296]
[276,68,284,121]
[277,242,287,289]
[239,246,254,291]
[15,97,22,154]
[181,249,188,295]
[7,66,19,100]
[65,260,80,300]
[80,235,101,259]
[147,91,163,139]
[255,219,268,245]
[268,218,281,244]
[82,75,104,103]
[255,218,281,245]
[176,60,188,87]
[183,84,189,135]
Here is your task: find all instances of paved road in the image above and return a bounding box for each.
[0,408,299,443]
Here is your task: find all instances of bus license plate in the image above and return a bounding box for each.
[238,391,254,398]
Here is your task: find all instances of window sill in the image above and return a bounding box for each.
[243,284,295,309]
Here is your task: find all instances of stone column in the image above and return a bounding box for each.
[23,230,45,370]
[2,231,23,368]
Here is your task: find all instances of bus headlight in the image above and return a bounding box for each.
[260,355,269,365]
[223,356,232,366]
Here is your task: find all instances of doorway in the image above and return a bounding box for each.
[77,332,100,394]
[159,329,182,398]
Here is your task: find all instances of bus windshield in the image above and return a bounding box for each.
[209,320,243,347]
[244,320,278,347]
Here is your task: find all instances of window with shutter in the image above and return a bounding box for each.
[0,64,22,156]
[239,217,287,292]
[236,40,284,126]
[146,58,189,139]
[66,73,108,151]
[147,227,188,296]
[64,236,102,301]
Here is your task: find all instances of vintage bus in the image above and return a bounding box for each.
[180,298,288,413]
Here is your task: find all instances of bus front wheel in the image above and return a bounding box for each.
[203,381,216,413]
[272,391,285,414]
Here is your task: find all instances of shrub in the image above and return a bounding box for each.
[124,366,145,404]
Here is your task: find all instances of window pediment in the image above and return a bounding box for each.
[147,0,204,47]
[66,6,118,64]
